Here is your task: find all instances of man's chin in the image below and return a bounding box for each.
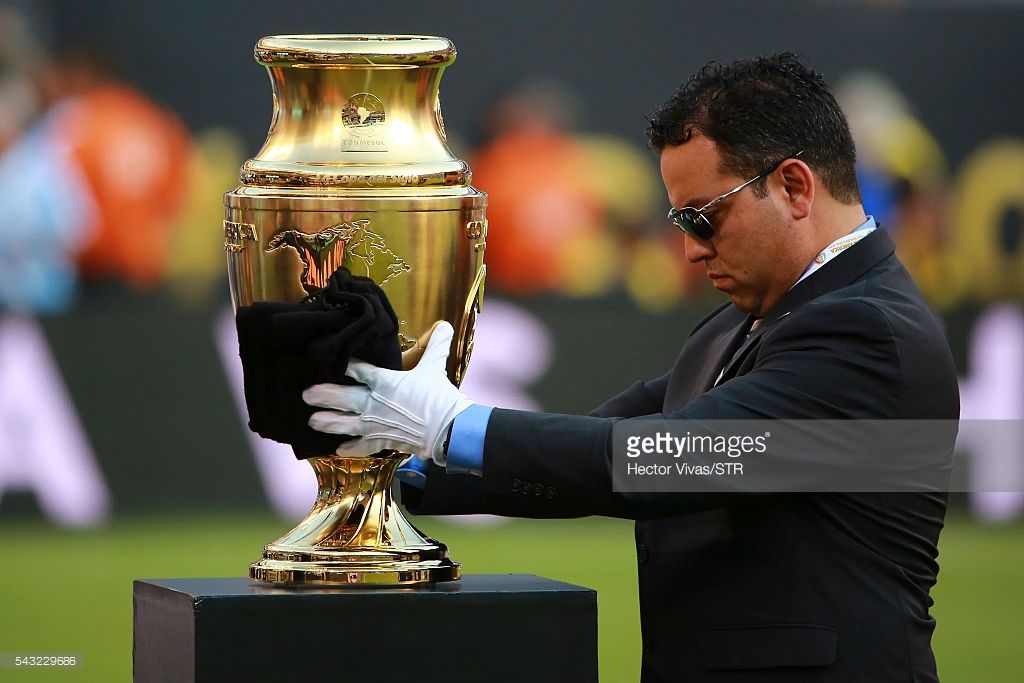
[709,278,757,312]
[726,292,757,314]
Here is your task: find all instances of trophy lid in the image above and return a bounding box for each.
[255,35,456,67]
[233,33,473,195]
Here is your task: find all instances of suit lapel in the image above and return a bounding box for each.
[699,314,755,393]
[713,228,897,385]
[766,227,894,319]
[663,306,750,410]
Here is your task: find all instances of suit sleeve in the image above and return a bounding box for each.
[472,299,903,520]
[400,371,671,515]
[588,372,670,418]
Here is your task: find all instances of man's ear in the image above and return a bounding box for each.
[778,158,813,221]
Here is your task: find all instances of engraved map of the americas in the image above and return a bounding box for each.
[265,218,411,296]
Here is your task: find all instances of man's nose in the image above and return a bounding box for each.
[683,232,714,263]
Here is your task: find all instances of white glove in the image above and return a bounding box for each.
[303,321,474,465]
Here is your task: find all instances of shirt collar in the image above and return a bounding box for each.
[792,215,877,289]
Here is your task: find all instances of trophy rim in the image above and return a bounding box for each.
[255,34,456,67]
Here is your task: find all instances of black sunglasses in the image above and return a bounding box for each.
[667,150,805,240]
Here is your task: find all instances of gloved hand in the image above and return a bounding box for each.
[303,321,474,465]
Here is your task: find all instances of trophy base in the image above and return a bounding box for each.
[248,454,461,587]
[249,547,461,586]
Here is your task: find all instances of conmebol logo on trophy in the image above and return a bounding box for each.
[341,92,386,138]
[342,92,388,150]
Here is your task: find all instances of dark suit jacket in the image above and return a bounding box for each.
[402,228,960,682]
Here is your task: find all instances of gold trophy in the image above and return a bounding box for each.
[224,35,486,585]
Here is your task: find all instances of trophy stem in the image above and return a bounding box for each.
[249,454,460,585]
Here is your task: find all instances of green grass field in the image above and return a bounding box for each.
[1,514,1021,681]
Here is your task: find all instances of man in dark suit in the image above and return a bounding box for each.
[304,54,959,682]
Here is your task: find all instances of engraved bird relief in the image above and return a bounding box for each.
[265,218,411,296]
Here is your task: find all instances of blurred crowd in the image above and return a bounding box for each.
[1,2,1012,317]
[473,72,1023,315]
[0,4,240,316]
[0,15,707,319]
[469,80,701,311]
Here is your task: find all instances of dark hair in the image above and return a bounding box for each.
[646,53,861,204]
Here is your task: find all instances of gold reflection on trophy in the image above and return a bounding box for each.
[224,35,486,585]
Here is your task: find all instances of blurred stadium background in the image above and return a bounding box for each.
[1,0,1023,680]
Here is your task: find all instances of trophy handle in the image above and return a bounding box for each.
[454,264,485,385]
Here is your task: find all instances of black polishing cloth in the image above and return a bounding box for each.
[235,267,402,459]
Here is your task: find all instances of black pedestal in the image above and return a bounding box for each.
[133,574,598,683]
